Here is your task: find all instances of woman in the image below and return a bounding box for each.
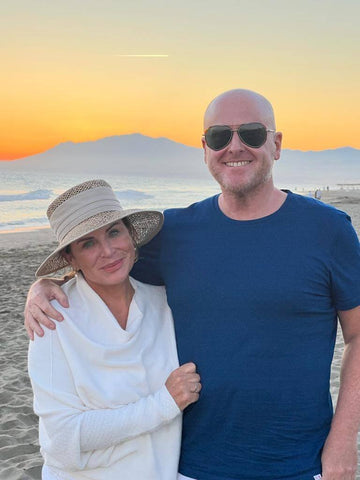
[28,179,201,480]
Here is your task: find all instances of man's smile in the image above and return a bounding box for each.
[224,161,252,167]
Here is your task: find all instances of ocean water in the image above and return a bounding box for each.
[0,170,328,233]
[0,170,221,232]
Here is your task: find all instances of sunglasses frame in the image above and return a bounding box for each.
[203,122,275,151]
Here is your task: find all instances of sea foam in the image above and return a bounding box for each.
[0,189,53,202]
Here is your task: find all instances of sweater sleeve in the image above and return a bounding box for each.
[80,385,179,451]
[28,329,180,471]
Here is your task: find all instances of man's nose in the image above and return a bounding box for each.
[227,130,245,152]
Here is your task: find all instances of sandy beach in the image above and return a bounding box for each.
[1,189,360,479]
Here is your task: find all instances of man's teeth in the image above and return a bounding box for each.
[225,161,251,167]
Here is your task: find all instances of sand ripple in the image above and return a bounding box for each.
[0,246,46,479]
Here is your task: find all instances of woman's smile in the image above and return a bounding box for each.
[101,258,126,273]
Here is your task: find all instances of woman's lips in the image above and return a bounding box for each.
[101,258,125,272]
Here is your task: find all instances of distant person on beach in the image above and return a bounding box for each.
[315,188,322,200]
[25,89,360,480]
[27,179,201,479]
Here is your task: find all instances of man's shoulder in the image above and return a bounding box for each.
[163,195,218,223]
[288,191,350,223]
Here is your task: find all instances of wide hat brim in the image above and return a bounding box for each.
[36,209,163,277]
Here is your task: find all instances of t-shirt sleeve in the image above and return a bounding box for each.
[131,228,164,285]
[330,215,360,311]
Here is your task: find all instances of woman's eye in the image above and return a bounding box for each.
[82,240,94,249]
[109,228,120,237]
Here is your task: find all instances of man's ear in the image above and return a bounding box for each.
[202,136,208,164]
[273,131,282,161]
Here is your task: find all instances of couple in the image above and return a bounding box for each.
[27,89,360,480]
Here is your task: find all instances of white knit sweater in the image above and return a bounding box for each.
[28,275,181,480]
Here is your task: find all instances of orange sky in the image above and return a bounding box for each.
[2,0,360,160]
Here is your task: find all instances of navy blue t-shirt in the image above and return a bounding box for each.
[131,192,360,480]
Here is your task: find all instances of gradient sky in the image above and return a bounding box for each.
[2,0,359,160]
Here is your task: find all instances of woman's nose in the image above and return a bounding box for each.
[100,239,114,256]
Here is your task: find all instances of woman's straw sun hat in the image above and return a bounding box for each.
[36,179,163,277]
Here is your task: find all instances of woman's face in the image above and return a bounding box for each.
[64,221,136,290]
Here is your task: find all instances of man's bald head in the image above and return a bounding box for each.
[204,89,276,131]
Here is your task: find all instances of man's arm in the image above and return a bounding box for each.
[24,278,69,340]
[321,305,360,480]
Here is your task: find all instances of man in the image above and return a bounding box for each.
[25,89,360,479]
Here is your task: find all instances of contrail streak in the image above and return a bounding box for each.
[115,54,169,58]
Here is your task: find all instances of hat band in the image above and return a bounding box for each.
[50,187,123,243]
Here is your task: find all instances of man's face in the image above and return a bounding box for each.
[202,94,282,196]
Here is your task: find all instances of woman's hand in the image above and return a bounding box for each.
[24,278,69,340]
[165,362,202,411]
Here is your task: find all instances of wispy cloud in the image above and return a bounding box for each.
[114,54,169,58]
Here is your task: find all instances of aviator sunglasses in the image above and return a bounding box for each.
[203,122,275,151]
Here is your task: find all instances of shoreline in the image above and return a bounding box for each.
[1,188,360,247]
[0,227,55,250]
[0,225,50,235]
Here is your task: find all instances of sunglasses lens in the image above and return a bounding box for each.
[205,126,233,151]
[238,123,267,148]
[205,123,269,150]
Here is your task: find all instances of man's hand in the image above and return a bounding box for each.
[24,278,69,340]
[321,431,358,479]
[321,306,360,479]
[165,362,202,411]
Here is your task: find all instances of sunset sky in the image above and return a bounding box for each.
[2,0,359,160]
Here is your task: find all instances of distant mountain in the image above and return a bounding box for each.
[273,147,360,186]
[1,134,359,185]
[0,134,206,178]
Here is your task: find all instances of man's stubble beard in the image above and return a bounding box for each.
[217,166,274,198]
